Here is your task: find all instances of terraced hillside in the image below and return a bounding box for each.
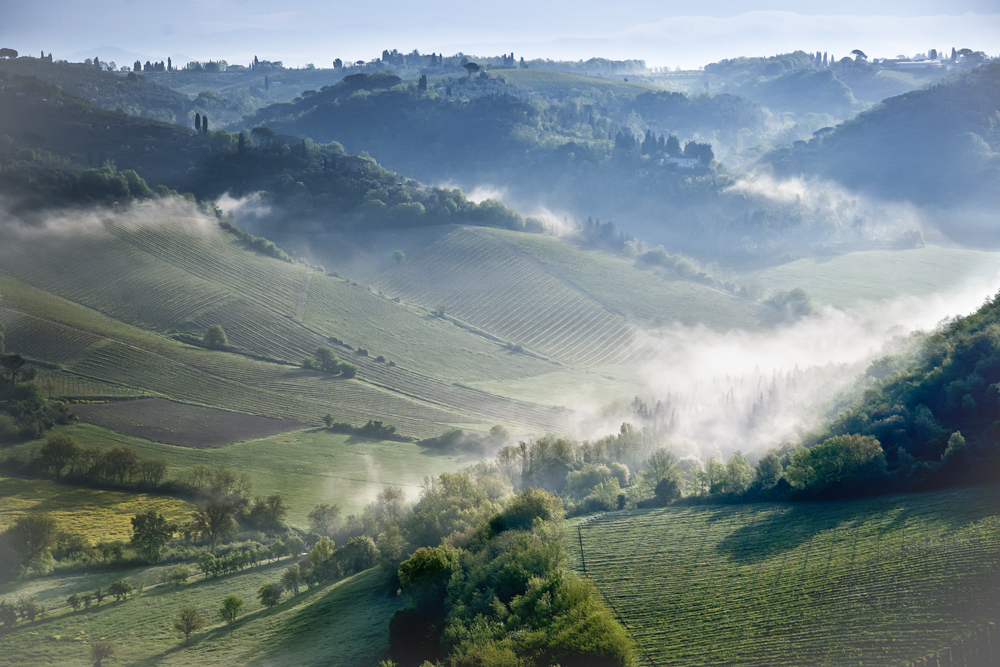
[566,486,1000,667]
[367,226,764,365]
[0,212,575,437]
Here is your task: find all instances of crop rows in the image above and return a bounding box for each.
[0,230,231,330]
[0,307,102,362]
[304,274,551,383]
[106,217,305,317]
[67,339,468,439]
[373,228,644,366]
[568,488,1000,667]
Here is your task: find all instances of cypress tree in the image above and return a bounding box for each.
[195,113,201,131]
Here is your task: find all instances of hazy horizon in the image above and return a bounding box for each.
[3,1,998,70]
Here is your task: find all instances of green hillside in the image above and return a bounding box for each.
[4,423,466,524]
[567,486,999,666]
[756,245,1000,308]
[0,212,577,438]
[364,226,764,367]
[0,562,398,666]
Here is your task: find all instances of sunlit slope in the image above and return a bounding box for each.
[756,245,1000,308]
[487,69,665,98]
[486,229,765,330]
[0,564,398,667]
[566,487,1000,667]
[370,227,764,365]
[370,227,648,365]
[0,277,471,438]
[0,214,574,435]
[5,424,464,524]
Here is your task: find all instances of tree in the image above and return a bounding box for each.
[392,249,406,265]
[339,363,358,379]
[195,113,201,131]
[67,593,81,611]
[218,595,244,625]
[130,511,176,563]
[191,497,237,546]
[463,62,480,77]
[108,580,132,601]
[197,552,218,578]
[93,587,105,605]
[173,606,204,645]
[102,446,141,484]
[258,582,283,608]
[755,452,782,488]
[308,503,342,536]
[851,49,868,61]
[643,449,679,491]
[203,324,227,349]
[724,451,753,494]
[0,48,18,59]
[281,564,301,595]
[418,75,427,92]
[786,434,886,494]
[0,601,16,628]
[202,115,209,133]
[249,494,288,529]
[323,413,334,428]
[3,514,57,565]
[90,639,115,667]
[39,435,83,479]
[312,346,341,373]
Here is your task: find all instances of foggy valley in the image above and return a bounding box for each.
[0,4,998,666]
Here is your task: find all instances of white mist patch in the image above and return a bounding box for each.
[726,172,925,243]
[215,192,272,223]
[0,197,217,240]
[584,276,1000,460]
[464,184,509,205]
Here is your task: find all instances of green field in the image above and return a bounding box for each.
[566,486,1000,666]
[0,562,399,666]
[0,216,579,437]
[487,229,765,330]
[0,476,193,544]
[369,227,645,365]
[756,245,1000,308]
[7,423,470,526]
[487,69,665,98]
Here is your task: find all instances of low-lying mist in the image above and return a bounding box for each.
[569,276,1000,462]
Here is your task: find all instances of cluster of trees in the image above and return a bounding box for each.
[0,596,44,627]
[9,435,171,489]
[302,346,358,378]
[810,289,1000,488]
[0,355,74,442]
[389,485,635,666]
[322,417,411,442]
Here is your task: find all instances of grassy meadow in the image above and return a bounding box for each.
[756,245,1000,308]
[0,562,399,667]
[0,476,192,544]
[566,486,1000,667]
[6,423,470,526]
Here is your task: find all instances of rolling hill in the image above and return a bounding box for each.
[763,63,1000,242]
[567,486,1000,666]
[0,210,582,439]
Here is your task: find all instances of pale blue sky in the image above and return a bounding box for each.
[4,0,998,69]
